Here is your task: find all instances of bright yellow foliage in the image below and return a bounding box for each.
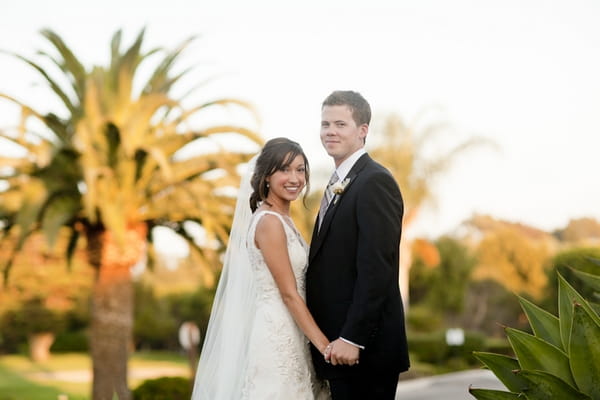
[474,227,550,299]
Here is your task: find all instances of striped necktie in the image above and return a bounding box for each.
[318,171,339,231]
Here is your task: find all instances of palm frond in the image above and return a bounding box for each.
[1,27,264,287]
[143,34,197,95]
[110,29,123,70]
[40,29,87,96]
[0,50,76,115]
[40,191,81,247]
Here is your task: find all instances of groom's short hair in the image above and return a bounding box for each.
[322,90,371,127]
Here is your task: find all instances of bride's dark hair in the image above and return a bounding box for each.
[249,137,310,212]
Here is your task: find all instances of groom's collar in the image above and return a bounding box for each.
[334,148,366,181]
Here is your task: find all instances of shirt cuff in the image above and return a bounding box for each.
[340,337,365,350]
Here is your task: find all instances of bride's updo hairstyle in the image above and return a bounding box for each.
[249,137,310,212]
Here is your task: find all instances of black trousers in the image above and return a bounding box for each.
[329,372,400,400]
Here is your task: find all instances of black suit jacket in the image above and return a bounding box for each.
[306,153,410,379]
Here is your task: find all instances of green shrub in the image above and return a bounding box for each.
[409,329,490,367]
[407,331,448,364]
[445,356,471,371]
[470,262,600,399]
[51,330,88,352]
[447,331,486,366]
[132,377,192,400]
[0,298,66,353]
[406,305,444,332]
[133,283,215,351]
[410,236,476,315]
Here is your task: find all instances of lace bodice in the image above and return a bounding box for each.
[247,210,308,300]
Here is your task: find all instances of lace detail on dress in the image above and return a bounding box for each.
[246,211,308,301]
[241,210,329,399]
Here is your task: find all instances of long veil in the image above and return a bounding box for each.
[191,156,257,399]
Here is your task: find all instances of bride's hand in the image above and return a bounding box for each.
[323,343,333,362]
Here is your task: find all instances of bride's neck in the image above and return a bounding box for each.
[262,196,290,216]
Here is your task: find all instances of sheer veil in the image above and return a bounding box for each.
[191,156,258,399]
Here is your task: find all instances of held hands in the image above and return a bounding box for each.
[323,338,359,366]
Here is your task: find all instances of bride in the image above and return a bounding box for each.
[191,138,331,399]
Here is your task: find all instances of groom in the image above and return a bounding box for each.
[306,90,410,399]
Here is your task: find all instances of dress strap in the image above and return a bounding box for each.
[252,210,307,251]
[248,210,288,244]
[253,210,291,230]
[257,210,286,220]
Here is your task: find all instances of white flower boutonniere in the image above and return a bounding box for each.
[331,178,351,196]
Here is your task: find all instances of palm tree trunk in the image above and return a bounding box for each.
[399,209,419,312]
[91,266,132,400]
[86,223,147,400]
[399,237,412,312]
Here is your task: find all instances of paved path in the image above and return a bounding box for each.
[395,369,506,400]
[27,366,189,383]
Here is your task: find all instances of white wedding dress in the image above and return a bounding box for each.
[191,156,329,399]
[241,210,329,399]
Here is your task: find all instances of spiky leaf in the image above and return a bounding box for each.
[558,273,600,350]
[569,303,600,398]
[505,327,575,387]
[469,388,523,400]
[473,352,528,393]
[571,267,600,293]
[517,370,591,400]
[518,296,562,350]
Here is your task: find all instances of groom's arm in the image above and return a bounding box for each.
[340,169,403,346]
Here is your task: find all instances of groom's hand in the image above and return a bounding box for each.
[328,338,360,366]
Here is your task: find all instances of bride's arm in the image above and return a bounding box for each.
[255,214,330,355]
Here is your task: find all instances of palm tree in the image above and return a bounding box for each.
[0,29,262,400]
[369,110,495,310]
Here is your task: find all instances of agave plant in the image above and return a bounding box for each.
[470,259,600,399]
[0,29,262,400]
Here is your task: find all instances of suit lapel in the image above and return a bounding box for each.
[309,153,371,263]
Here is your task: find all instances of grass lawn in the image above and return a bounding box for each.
[0,351,190,400]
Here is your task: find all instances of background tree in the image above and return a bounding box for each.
[553,217,600,244]
[0,231,92,312]
[0,29,262,400]
[369,110,494,309]
[465,215,555,300]
[409,236,476,326]
[473,227,550,300]
[0,297,64,362]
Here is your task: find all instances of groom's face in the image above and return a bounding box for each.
[320,105,367,166]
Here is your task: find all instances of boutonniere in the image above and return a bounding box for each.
[331,178,351,196]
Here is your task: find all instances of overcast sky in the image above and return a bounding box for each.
[1,0,599,240]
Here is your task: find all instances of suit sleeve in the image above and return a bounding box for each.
[339,170,403,346]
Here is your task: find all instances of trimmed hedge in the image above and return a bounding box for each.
[408,330,490,366]
[133,377,192,400]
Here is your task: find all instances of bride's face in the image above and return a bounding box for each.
[266,154,306,202]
